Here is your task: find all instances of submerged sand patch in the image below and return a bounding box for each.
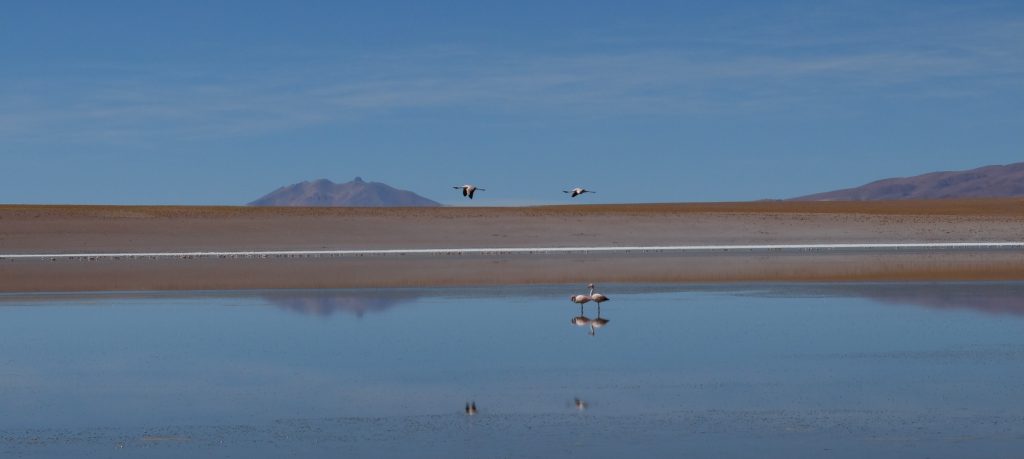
[3,251,1024,292]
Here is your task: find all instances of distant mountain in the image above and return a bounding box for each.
[248,177,441,207]
[793,162,1024,201]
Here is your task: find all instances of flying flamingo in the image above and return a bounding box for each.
[563,187,594,198]
[453,185,485,199]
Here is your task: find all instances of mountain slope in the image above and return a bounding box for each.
[793,163,1024,201]
[248,177,441,207]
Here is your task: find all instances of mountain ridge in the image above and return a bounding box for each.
[793,162,1024,201]
[249,177,441,207]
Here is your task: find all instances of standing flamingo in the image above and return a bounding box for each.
[588,283,609,306]
[570,294,591,306]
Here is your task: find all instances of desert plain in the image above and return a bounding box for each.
[3,199,1024,292]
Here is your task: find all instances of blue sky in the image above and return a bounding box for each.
[1,1,1022,205]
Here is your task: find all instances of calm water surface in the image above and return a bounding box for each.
[2,283,1024,458]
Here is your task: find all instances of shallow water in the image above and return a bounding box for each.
[2,283,1024,458]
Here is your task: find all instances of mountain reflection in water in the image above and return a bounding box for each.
[258,283,1024,320]
[261,290,422,317]
[2,283,1020,321]
[820,283,1024,317]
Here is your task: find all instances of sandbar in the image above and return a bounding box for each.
[3,200,1024,292]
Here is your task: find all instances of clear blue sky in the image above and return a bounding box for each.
[1,1,1021,205]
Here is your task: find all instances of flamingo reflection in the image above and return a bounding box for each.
[574,398,589,411]
[571,303,592,328]
[589,303,610,336]
[569,304,611,336]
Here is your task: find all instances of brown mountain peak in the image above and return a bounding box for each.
[248,177,441,207]
[793,162,1024,201]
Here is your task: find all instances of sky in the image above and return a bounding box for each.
[1,0,1022,205]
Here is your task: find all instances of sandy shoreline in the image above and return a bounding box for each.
[5,251,1024,292]
[4,201,1024,292]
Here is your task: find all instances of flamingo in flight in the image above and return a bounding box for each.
[563,187,594,198]
[453,185,485,199]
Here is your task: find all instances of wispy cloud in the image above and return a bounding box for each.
[2,16,1021,145]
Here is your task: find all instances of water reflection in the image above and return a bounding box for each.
[261,290,421,317]
[764,283,1024,317]
[856,284,1024,317]
[260,282,1024,319]
[6,284,1024,457]
[573,398,588,411]
[570,303,611,336]
[5,282,1020,322]
[589,305,610,336]
[571,304,592,328]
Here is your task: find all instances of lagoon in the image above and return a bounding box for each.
[2,283,1024,457]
